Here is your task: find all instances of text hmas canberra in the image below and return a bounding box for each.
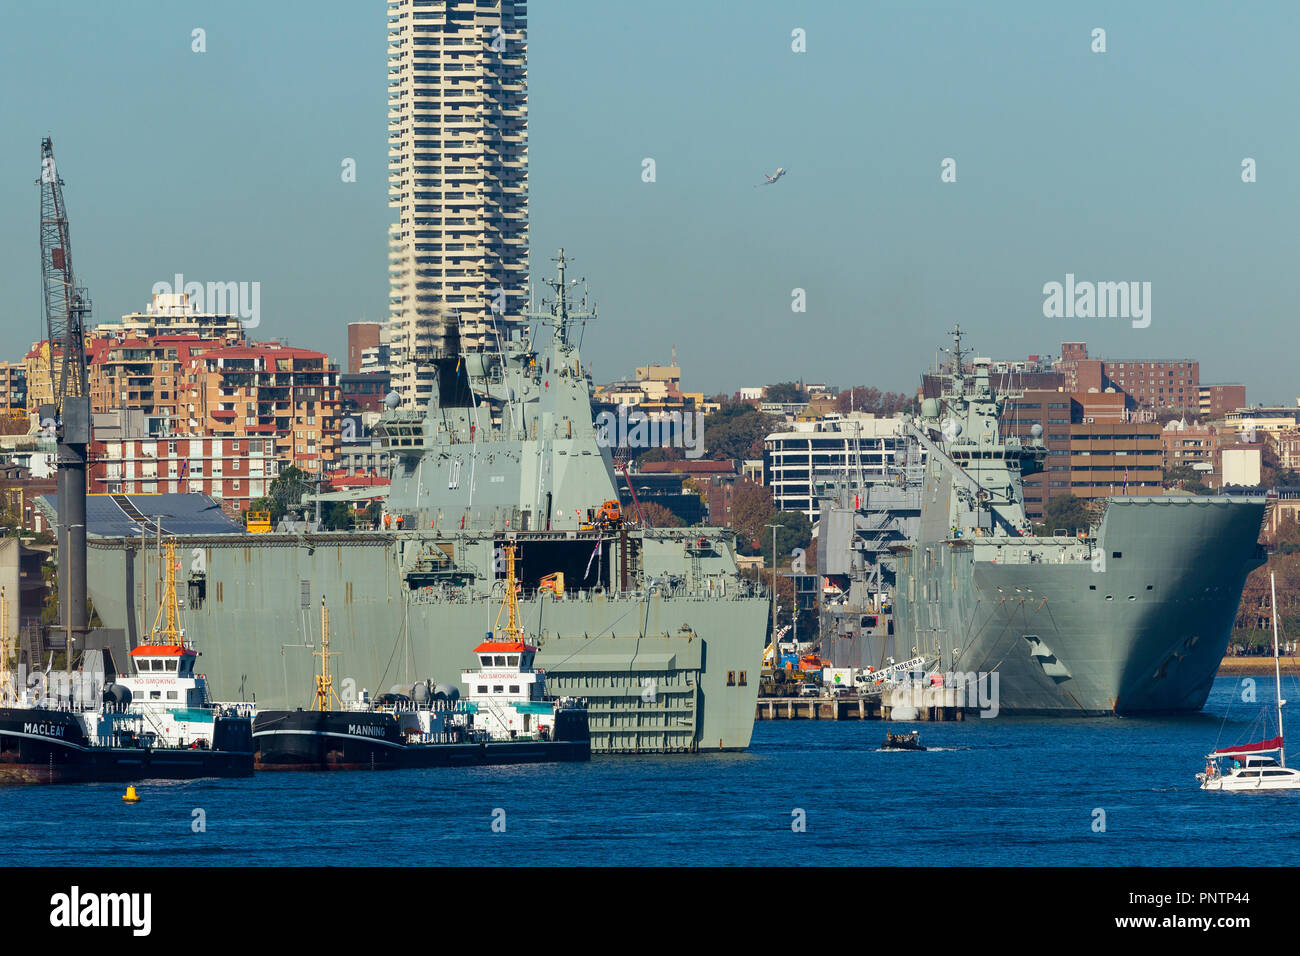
[825,327,1266,715]
[0,552,252,784]
[253,576,589,769]
[69,252,768,753]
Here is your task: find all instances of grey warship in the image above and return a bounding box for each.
[821,326,1267,715]
[71,252,769,752]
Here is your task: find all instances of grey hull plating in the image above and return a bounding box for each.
[890,497,1266,714]
[86,533,768,752]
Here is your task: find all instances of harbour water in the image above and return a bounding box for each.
[4,676,1298,867]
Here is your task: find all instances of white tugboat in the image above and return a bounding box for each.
[1198,572,1300,792]
[462,545,589,743]
[0,540,254,784]
[253,547,589,770]
[462,640,586,742]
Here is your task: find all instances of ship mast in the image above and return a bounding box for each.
[527,248,596,349]
[498,544,524,642]
[314,596,340,711]
[944,323,966,398]
[0,587,12,704]
[148,538,183,646]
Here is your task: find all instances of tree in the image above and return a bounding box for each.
[250,466,314,522]
[634,446,684,467]
[764,382,807,404]
[638,501,682,528]
[1163,464,1209,494]
[759,510,813,567]
[727,480,775,551]
[702,406,779,461]
[835,386,914,416]
[1037,493,1092,535]
[321,501,354,531]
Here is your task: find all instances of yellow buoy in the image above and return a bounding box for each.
[122,786,140,803]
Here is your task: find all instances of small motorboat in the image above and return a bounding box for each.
[883,731,926,751]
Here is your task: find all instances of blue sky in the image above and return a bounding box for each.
[0,1,1296,401]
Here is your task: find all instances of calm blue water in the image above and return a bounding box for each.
[4,676,1298,867]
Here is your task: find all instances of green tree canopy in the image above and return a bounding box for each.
[759,510,813,566]
[764,382,807,404]
[1037,493,1093,535]
[249,465,314,522]
[702,406,779,461]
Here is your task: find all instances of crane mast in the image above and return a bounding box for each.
[37,137,92,666]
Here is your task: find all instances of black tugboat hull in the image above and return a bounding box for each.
[0,708,254,785]
[253,709,591,770]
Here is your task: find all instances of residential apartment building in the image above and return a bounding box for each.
[1005,389,1162,519]
[1199,384,1247,419]
[180,343,340,477]
[90,435,280,511]
[0,362,26,418]
[386,0,529,408]
[1160,420,1220,476]
[95,292,247,342]
[763,414,908,519]
[347,321,382,374]
[1054,342,1209,414]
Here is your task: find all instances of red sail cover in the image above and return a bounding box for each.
[1212,736,1283,756]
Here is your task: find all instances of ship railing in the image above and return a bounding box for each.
[211,701,256,718]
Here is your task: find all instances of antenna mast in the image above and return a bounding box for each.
[148,538,183,646]
[314,596,340,711]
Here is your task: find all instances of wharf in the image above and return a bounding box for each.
[755,694,965,722]
[1217,656,1300,676]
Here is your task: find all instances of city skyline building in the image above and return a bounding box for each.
[386,0,529,408]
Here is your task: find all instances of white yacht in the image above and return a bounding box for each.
[1198,572,1300,792]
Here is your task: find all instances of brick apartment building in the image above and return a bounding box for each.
[183,343,340,477]
[90,435,280,511]
[1005,389,1163,520]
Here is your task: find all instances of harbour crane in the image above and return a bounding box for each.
[37,137,92,664]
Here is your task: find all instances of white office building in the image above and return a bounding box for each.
[763,414,910,519]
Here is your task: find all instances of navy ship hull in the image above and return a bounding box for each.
[252,709,590,770]
[890,496,1267,715]
[0,708,254,785]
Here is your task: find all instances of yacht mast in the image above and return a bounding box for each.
[1271,572,1285,767]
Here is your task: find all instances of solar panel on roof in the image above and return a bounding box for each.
[39,493,244,537]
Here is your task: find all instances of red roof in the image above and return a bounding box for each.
[638,459,738,475]
[129,645,196,657]
[326,472,391,489]
[473,641,535,654]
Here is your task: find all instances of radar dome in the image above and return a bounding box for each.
[384,390,401,409]
[1030,423,1043,438]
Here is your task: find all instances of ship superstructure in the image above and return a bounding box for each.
[67,252,768,753]
[826,326,1266,714]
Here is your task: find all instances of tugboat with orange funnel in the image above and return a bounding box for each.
[0,541,254,784]
[252,545,589,770]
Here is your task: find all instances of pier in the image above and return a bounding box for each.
[756,692,965,722]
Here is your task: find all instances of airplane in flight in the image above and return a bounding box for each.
[756,167,787,187]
